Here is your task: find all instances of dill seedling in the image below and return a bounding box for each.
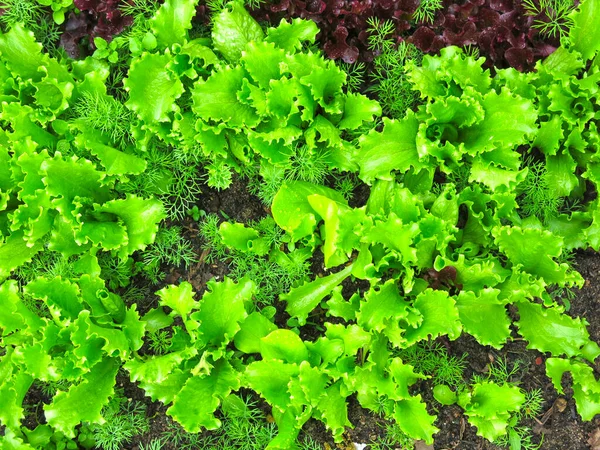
[72,92,134,147]
[367,37,423,119]
[366,17,396,52]
[16,251,76,285]
[99,254,134,290]
[370,423,415,450]
[140,226,197,283]
[334,174,357,201]
[339,61,366,92]
[397,342,468,388]
[148,330,172,354]
[206,160,233,190]
[92,397,150,450]
[522,0,576,39]
[285,143,330,185]
[298,436,324,450]
[248,162,286,206]
[413,0,443,24]
[198,213,229,264]
[140,440,165,450]
[0,0,43,30]
[519,158,563,225]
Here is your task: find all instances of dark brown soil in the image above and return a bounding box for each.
[10,178,600,450]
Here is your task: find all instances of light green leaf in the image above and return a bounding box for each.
[517,301,600,361]
[167,358,241,431]
[192,277,254,348]
[245,360,299,411]
[546,358,600,421]
[124,53,184,123]
[272,180,346,242]
[456,289,510,348]
[150,0,198,48]
[261,329,309,364]
[265,18,319,52]
[281,265,353,326]
[94,195,165,257]
[192,66,261,128]
[44,358,119,438]
[356,114,422,184]
[0,231,43,282]
[212,0,264,62]
[338,93,381,131]
[158,282,198,319]
[403,289,461,345]
[393,396,438,445]
[234,312,278,354]
[569,0,600,61]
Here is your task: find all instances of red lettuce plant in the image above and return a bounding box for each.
[61,0,133,58]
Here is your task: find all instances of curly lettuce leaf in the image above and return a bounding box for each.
[265,18,319,53]
[403,289,461,345]
[124,53,184,123]
[94,195,165,257]
[458,381,525,441]
[212,0,264,62]
[356,114,422,184]
[44,358,119,438]
[150,0,198,48]
[493,226,581,286]
[569,0,600,61]
[517,301,600,362]
[272,180,346,242]
[281,265,353,326]
[167,358,241,431]
[546,358,600,421]
[260,329,309,364]
[192,66,261,129]
[456,289,510,348]
[191,277,254,349]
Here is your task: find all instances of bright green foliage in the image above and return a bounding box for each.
[458,382,526,441]
[190,7,380,194]
[546,358,600,420]
[3,1,600,448]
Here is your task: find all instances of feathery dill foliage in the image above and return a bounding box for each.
[339,62,366,92]
[140,226,197,283]
[334,174,357,201]
[120,143,203,220]
[99,254,134,290]
[248,163,286,206]
[92,394,150,450]
[366,19,422,119]
[198,214,309,305]
[15,250,76,285]
[413,0,443,23]
[247,143,331,206]
[397,342,467,388]
[285,144,330,185]
[139,440,165,450]
[162,395,276,450]
[0,0,43,30]
[370,423,415,450]
[298,437,324,450]
[198,213,229,263]
[73,92,134,146]
[206,160,233,191]
[519,158,563,225]
[148,330,172,354]
[522,0,576,39]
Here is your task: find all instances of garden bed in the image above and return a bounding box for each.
[2,0,600,449]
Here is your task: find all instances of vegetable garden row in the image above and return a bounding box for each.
[2,0,600,448]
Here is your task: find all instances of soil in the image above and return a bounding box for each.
[9,179,600,450]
